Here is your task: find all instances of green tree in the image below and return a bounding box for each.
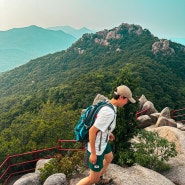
[111,66,139,166]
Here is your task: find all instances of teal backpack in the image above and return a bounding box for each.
[74,100,115,142]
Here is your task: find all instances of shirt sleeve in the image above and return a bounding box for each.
[93,106,115,132]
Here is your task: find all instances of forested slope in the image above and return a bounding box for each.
[0,23,185,162]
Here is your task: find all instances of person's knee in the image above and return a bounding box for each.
[104,152,114,163]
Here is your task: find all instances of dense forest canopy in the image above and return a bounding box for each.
[0,23,185,162]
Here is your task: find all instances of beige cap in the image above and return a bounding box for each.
[116,85,136,103]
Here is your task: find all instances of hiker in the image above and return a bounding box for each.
[76,85,136,185]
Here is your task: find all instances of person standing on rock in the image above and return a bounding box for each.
[77,85,136,185]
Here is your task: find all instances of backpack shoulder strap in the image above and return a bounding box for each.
[97,102,116,147]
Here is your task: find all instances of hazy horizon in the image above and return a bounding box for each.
[0,0,185,40]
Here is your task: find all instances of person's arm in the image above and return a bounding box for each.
[109,132,115,141]
[89,125,99,164]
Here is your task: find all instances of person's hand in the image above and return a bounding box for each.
[109,133,115,141]
[89,153,97,165]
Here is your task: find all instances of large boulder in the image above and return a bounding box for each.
[43,173,67,185]
[142,101,158,115]
[138,94,148,111]
[104,164,175,185]
[155,117,177,128]
[13,173,41,185]
[177,122,185,131]
[145,126,185,154]
[35,159,51,173]
[150,112,160,123]
[154,107,177,128]
[80,94,109,114]
[93,94,108,105]
[160,107,171,119]
[136,95,159,128]
[136,115,153,128]
[70,164,175,185]
[162,165,185,185]
[145,126,185,184]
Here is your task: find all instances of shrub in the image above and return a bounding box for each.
[132,130,177,172]
[117,148,135,167]
[39,151,84,183]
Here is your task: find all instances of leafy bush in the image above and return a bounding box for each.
[117,148,135,167]
[39,151,84,183]
[132,130,177,172]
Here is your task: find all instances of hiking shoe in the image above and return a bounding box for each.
[95,176,113,185]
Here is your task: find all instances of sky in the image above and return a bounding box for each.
[0,0,185,40]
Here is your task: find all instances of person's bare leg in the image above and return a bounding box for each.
[76,170,101,185]
[100,152,113,177]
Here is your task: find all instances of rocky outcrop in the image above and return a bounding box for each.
[81,23,151,48]
[152,39,175,55]
[145,126,185,185]
[105,164,175,185]
[69,164,175,185]
[35,159,51,173]
[13,166,68,185]
[136,95,183,129]
[155,116,177,128]
[93,23,148,47]
[77,23,180,57]
[43,173,67,185]
[92,93,108,105]
[13,173,41,185]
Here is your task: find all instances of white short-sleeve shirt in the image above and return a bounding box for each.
[87,104,117,155]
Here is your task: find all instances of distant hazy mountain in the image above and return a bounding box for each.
[48,25,96,39]
[0,25,76,72]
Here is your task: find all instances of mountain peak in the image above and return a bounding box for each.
[76,23,153,52]
[48,25,95,39]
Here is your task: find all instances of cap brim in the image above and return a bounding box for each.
[129,97,136,103]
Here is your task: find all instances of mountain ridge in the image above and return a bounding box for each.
[0,25,77,72]
[1,24,184,73]
[47,25,96,39]
[0,23,185,110]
